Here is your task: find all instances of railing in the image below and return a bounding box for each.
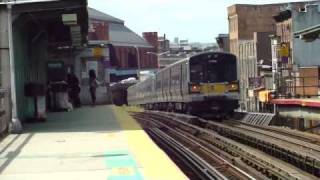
[277,76,320,98]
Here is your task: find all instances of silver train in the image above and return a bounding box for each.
[127,52,239,116]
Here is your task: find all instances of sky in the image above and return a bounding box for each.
[88,0,312,43]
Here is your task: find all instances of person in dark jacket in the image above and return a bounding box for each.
[89,70,98,106]
[67,73,81,107]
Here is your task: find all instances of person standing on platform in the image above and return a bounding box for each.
[67,73,81,108]
[89,70,99,106]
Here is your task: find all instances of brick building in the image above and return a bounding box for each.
[228,2,315,112]
[228,4,284,57]
[158,34,170,53]
[271,3,320,134]
[238,32,273,112]
[272,2,317,98]
[87,8,158,82]
[75,8,158,105]
[273,2,315,64]
[216,34,230,52]
[228,3,283,112]
[143,32,159,52]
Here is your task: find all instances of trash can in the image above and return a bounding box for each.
[49,81,73,111]
[24,83,46,122]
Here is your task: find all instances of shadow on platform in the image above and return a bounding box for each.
[22,105,140,133]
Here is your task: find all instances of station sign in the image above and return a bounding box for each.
[278,43,289,56]
[92,47,103,57]
[62,14,78,25]
[92,47,109,58]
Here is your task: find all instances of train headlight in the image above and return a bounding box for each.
[189,84,201,93]
[228,83,239,92]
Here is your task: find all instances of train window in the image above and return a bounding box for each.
[223,61,237,82]
[156,79,161,90]
[190,54,237,83]
[207,67,218,82]
[190,64,204,83]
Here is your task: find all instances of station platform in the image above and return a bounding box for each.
[0,106,187,180]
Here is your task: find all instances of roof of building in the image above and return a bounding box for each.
[88,7,153,48]
[88,7,124,24]
[294,24,320,40]
[108,23,152,48]
[294,4,320,41]
[1,0,88,6]
[0,0,56,4]
[228,1,318,13]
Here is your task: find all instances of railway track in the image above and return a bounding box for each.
[149,128,228,180]
[204,120,320,159]
[164,113,320,177]
[147,111,320,177]
[223,121,320,156]
[229,120,320,146]
[135,115,256,180]
[132,111,318,180]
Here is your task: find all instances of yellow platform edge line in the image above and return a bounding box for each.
[112,106,188,180]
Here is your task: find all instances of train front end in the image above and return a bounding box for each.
[188,52,239,115]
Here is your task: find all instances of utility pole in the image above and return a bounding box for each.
[271,35,280,115]
[146,51,170,71]
[134,46,141,81]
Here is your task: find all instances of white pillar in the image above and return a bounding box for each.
[7,5,18,120]
[6,4,22,133]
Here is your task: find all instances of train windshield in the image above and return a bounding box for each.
[190,53,237,83]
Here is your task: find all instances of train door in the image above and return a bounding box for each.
[171,64,181,102]
[163,69,168,102]
[168,68,172,102]
[181,61,189,101]
[179,63,183,102]
[170,68,174,102]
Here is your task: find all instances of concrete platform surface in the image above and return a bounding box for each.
[0,105,187,180]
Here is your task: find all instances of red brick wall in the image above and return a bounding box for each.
[88,19,109,41]
[143,32,158,51]
[113,46,157,69]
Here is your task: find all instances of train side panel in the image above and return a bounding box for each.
[127,52,239,116]
[181,60,190,102]
[170,62,182,103]
[155,73,161,103]
[163,68,170,103]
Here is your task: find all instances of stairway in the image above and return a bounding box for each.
[241,113,275,126]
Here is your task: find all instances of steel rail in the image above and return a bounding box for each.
[232,121,320,145]
[148,127,227,180]
[134,111,318,179]
[138,116,255,180]
[148,111,320,177]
